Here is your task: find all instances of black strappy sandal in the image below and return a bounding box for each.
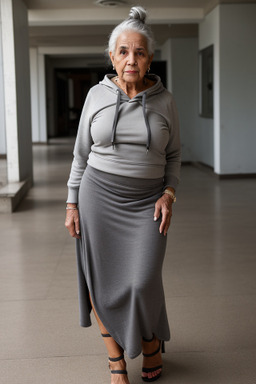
[142,336,165,382]
[109,354,128,376]
[101,333,128,378]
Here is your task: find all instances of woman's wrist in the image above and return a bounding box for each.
[164,186,175,194]
[163,188,176,203]
[66,203,78,210]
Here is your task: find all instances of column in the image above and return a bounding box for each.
[0,0,33,183]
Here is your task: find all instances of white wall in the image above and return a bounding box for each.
[199,6,220,169]
[30,48,40,142]
[219,4,256,174]
[0,6,6,156]
[199,4,256,175]
[171,38,202,163]
[161,38,204,164]
[30,47,47,143]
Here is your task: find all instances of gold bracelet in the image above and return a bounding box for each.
[163,189,176,203]
[66,207,78,210]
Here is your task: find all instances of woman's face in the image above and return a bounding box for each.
[110,30,153,85]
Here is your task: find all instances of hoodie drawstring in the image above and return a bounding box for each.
[142,93,151,152]
[111,90,121,149]
[111,90,151,152]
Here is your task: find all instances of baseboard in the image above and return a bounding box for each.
[187,162,256,179]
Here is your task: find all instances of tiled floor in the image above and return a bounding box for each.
[0,139,256,384]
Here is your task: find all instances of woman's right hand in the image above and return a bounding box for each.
[65,204,81,239]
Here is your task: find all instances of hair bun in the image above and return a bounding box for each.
[129,6,147,24]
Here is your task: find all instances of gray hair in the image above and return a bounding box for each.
[108,6,155,56]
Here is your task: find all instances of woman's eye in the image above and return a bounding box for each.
[120,50,126,55]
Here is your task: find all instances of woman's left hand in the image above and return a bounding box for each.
[154,193,174,236]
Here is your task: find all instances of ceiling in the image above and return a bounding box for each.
[23,0,256,12]
[23,0,255,10]
[23,0,213,10]
[26,0,255,51]
[29,24,199,49]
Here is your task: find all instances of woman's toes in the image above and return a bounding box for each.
[147,368,162,380]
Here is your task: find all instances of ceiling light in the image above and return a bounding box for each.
[94,0,127,7]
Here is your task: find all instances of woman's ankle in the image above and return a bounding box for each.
[142,335,159,353]
[109,358,126,370]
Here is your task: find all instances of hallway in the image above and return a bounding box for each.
[0,139,256,384]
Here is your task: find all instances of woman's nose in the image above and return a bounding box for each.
[127,52,136,65]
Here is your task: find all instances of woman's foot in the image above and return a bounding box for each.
[142,337,163,381]
[109,356,130,384]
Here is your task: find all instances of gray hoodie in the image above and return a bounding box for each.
[67,74,181,203]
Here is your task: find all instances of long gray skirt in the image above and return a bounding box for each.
[76,165,170,359]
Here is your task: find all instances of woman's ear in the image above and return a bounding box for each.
[109,52,115,67]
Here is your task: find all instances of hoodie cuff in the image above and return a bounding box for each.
[66,187,79,204]
[163,175,179,192]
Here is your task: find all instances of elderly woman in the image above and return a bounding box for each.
[65,6,181,384]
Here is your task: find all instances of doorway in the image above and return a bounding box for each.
[54,67,107,138]
[50,61,166,138]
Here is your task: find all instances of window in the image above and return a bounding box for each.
[199,45,213,118]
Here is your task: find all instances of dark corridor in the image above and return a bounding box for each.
[54,61,166,138]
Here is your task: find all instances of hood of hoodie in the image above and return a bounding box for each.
[99,74,165,100]
[98,74,166,151]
